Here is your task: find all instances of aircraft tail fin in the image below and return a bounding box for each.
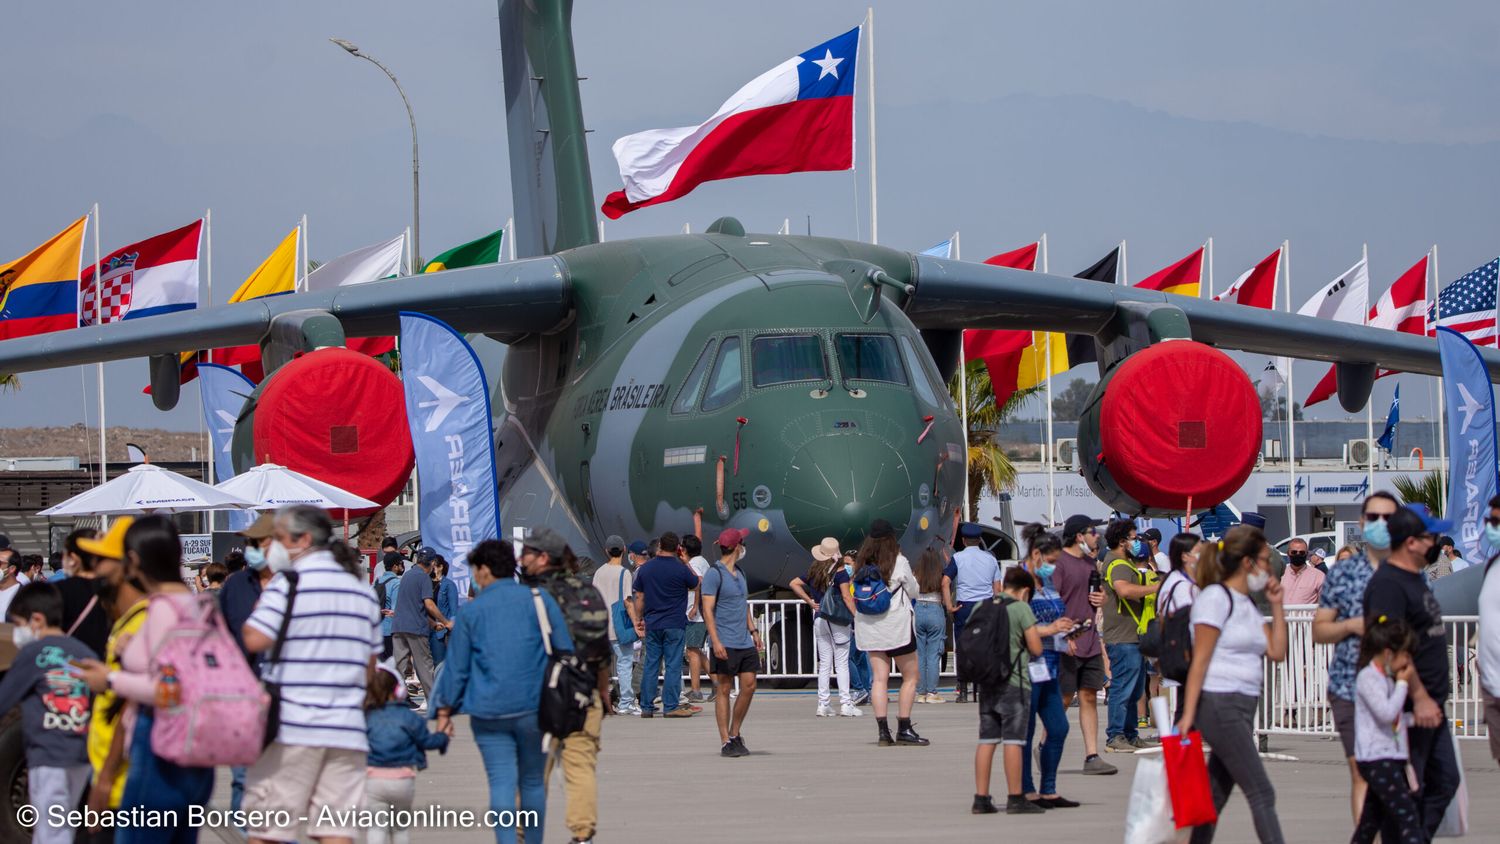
[499,0,598,258]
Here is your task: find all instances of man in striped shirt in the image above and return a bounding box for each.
[241,505,381,844]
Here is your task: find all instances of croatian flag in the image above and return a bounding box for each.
[602,26,860,219]
[80,219,201,326]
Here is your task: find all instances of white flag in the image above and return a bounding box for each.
[1297,256,1369,325]
[305,232,407,292]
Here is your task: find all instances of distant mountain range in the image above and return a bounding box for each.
[0,426,206,463]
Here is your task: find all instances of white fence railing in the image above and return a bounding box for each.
[745,599,1488,741]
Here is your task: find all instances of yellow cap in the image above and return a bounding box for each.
[76,517,134,561]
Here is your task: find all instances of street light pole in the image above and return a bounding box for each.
[330,38,420,270]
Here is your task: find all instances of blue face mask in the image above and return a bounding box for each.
[1362,518,1391,550]
[1486,523,1500,549]
[1037,562,1056,584]
[244,545,268,571]
[1130,539,1145,558]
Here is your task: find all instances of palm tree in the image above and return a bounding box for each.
[948,359,1041,519]
[1392,472,1446,516]
[0,373,16,391]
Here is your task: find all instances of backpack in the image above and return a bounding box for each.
[538,571,611,671]
[146,591,270,768]
[1154,582,1234,684]
[610,568,639,645]
[956,595,1017,688]
[852,564,892,615]
[531,588,594,739]
[374,573,392,613]
[817,574,854,626]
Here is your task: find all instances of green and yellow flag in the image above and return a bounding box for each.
[423,229,504,273]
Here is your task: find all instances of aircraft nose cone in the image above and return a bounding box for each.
[783,433,912,550]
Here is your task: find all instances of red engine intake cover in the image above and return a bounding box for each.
[1098,341,1261,511]
[251,348,414,516]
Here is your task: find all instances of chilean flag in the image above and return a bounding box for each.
[602,26,859,219]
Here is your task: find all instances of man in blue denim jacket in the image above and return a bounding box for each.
[435,540,572,844]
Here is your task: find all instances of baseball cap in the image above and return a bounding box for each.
[415,546,439,564]
[1240,512,1268,530]
[238,512,276,540]
[959,522,983,538]
[77,517,135,562]
[627,540,649,556]
[868,519,895,539]
[604,534,626,555]
[717,527,751,549]
[1062,514,1103,539]
[522,527,569,558]
[1142,528,1162,543]
[810,537,840,562]
[1403,504,1453,537]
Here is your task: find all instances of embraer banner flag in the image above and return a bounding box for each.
[198,363,257,532]
[399,312,499,596]
[1437,326,1498,569]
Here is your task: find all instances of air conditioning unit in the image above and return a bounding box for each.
[1346,438,1380,469]
[1055,437,1079,470]
[1263,439,1283,462]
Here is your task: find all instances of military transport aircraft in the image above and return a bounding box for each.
[1,0,1496,600]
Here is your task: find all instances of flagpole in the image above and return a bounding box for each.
[1204,237,1213,299]
[598,219,605,243]
[404,226,413,275]
[1433,244,1447,515]
[1363,243,1375,491]
[299,214,309,292]
[952,231,961,261]
[1120,239,1128,285]
[1284,241,1296,539]
[204,209,215,531]
[1042,233,1055,524]
[91,204,107,498]
[865,6,877,245]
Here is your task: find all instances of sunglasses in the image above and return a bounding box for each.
[1363,513,1390,523]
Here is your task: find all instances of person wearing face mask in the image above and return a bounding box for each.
[1426,536,1457,581]
[75,516,216,842]
[0,582,98,844]
[1312,491,1397,828]
[1018,524,1080,810]
[1100,519,1159,753]
[215,512,277,822]
[1176,524,1289,843]
[1158,533,1203,722]
[1361,505,1460,838]
[1050,514,1113,775]
[1280,538,1326,606]
[55,527,108,659]
[1480,494,1500,766]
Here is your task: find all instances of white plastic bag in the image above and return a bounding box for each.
[1433,729,1468,838]
[1124,755,1177,844]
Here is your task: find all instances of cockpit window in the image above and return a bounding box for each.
[701,336,743,412]
[752,335,827,387]
[836,334,907,385]
[899,335,940,406]
[672,338,718,414]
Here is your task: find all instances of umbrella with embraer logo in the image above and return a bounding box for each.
[212,463,378,511]
[38,464,255,516]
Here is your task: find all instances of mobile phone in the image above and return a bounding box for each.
[1065,618,1094,638]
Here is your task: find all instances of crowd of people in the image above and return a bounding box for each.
[0,486,1496,844]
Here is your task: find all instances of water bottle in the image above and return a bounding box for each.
[1088,568,1103,594]
[156,665,181,709]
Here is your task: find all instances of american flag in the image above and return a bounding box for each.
[1428,258,1498,346]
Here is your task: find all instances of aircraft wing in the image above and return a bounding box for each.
[0,257,571,375]
[905,254,1500,382]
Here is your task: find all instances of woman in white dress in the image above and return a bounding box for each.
[851,519,928,746]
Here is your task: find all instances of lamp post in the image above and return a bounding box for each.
[330,38,420,270]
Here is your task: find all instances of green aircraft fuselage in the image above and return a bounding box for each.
[494,224,966,589]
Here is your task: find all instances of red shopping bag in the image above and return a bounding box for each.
[1161,731,1217,829]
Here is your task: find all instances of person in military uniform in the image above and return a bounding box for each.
[520,527,611,844]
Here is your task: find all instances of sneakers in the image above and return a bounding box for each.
[695,688,717,702]
[1130,736,1158,749]
[1006,795,1045,815]
[839,703,863,717]
[816,703,835,717]
[1081,754,1118,775]
[1105,734,1136,753]
[733,735,749,754]
[1137,716,1151,729]
[615,703,642,716]
[955,688,970,704]
[720,739,738,757]
[918,692,945,704]
[851,690,870,706]
[971,795,999,815]
[663,707,695,718]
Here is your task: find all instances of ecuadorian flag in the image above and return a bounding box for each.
[0,216,88,340]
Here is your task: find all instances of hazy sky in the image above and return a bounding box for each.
[3,1,1499,436]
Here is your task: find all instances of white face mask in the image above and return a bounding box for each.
[267,541,294,573]
[11,624,37,649]
[1247,569,1270,592]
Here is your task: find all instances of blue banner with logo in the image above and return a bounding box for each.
[1438,327,1498,570]
[198,363,256,532]
[399,312,500,597]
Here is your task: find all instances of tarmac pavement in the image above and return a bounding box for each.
[209,690,1498,842]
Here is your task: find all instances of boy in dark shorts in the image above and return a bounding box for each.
[703,528,763,757]
[973,567,1074,815]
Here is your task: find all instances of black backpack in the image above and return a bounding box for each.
[956,595,1017,688]
[529,588,594,738]
[1153,582,1234,684]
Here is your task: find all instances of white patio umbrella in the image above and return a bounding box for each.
[212,463,378,511]
[38,464,255,516]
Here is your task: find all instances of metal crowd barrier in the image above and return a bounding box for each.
[745,599,1489,741]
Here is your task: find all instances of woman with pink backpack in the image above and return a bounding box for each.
[78,516,261,843]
